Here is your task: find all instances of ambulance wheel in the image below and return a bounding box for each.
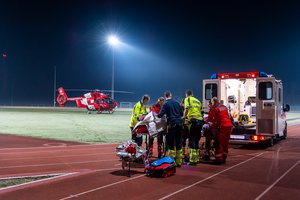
[266,137,274,147]
[282,123,287,140]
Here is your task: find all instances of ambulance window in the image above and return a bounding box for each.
[259,82,273,100]
[205,84,218,100]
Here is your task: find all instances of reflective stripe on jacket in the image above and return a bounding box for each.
[184,96,203,121]
[208,104,233,128]
[129,101,147,127]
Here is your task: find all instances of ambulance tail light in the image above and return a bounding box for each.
[252,135,265,141]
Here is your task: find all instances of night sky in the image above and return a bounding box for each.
[1,0,300,106]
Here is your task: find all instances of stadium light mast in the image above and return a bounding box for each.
[53,66,56,107]
[107,35,120,100]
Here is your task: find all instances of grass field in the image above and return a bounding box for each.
[0,107,132,143]
[0,107,299,143]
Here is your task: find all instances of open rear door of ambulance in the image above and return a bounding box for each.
[256,75,277,146]
[203,77,220,113]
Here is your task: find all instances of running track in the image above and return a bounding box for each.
[0,125,299,200]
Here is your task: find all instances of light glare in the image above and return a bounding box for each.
[108,35,120,46]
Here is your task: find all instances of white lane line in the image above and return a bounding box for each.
[0,152,115,161]
[0,172,75,180]
[254,159,300,200]
[59,174,145,200]
[0,167,121,180]
[159,152,265,200]
[0,159,119,169]
[0,146,116,155]
[0,143,118,151]
[0,172,77,192]
[0,167,123,192]
[230,152,264,158]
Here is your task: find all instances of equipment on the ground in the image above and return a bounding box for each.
[145,156,176,178]
[116,112,175,177]
[116,140,147,177]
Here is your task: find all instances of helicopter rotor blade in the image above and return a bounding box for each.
[63,89,134,94]
[101,90,135,94]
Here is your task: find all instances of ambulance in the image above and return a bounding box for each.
[202,72,290,146]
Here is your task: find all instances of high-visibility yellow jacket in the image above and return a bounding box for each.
[129,101,148,128]
[184,96,203,121]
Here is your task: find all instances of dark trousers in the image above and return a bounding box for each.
[181,125,189,148]
[166,124,182,151]
[130,127,143,146]
[149,133,163,147]
[204,127,218,152]
[188,119,203,149]
[149,132,164,156]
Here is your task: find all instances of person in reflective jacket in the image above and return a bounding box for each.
[129,94,150,146]
[183,89,204,165]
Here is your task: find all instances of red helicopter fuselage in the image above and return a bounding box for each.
[56,87,117,113]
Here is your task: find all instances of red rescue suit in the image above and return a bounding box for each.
[207,103,233,163]
[150,102,162,114]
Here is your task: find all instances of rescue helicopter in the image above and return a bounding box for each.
[56,87,117,114]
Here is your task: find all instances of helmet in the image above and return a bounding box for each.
[211,97,219,105]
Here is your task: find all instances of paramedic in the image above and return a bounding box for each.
[157,91,184,166]
[181,99,190,161]
[149,97,165,158]
[129,94,150,146]
[202,101,217,161]
[183,89,203,165]
[208,97,233,164]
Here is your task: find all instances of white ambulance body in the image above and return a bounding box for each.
[202,72,290,145]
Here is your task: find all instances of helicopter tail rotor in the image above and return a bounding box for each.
[56,87,68,107]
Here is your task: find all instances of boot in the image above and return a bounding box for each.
[222,153,228,164]
[175,149,184,167]
[189,148,197,165]
[214,153,225,165]
[201,151,210,161]
[195,149,200,163]
[167,149,176,160]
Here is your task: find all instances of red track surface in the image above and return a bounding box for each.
[0,125,300,200]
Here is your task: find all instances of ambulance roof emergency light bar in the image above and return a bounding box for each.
[210,71,269,79]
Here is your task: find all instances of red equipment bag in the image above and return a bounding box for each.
[145,156,176,178]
